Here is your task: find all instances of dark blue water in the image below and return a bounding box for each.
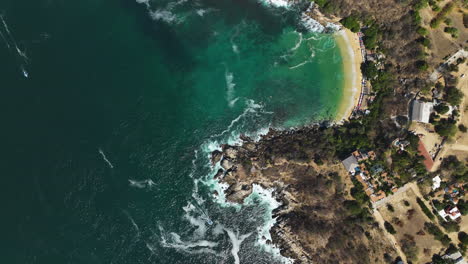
[0,0,344,263]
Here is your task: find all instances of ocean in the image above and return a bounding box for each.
[0,0,344,263]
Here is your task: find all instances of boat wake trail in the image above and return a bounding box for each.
[0,15,29,77]
[98,148,114,169]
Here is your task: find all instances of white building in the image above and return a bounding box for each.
[432,175,441,190]
[438,207,462,221]
[410,100,433,124]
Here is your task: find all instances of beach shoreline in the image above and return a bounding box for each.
[334,28,363,122]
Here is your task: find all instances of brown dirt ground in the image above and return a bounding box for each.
[378,187,444,263]
[420,1,468,66]
[432,60,468,169]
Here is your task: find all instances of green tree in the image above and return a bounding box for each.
[340,16,361,33]
[445,86,463,105]
[435,119,457,138]
[435,103,450,114]
[458,231,468,245]
[361,61,378,79]
[384,221,397,234]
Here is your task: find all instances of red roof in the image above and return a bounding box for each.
[418,140,434,171]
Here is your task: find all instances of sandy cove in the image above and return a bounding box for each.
[334,28,363,122]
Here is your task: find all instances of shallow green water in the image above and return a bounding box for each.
[0,0,344,263]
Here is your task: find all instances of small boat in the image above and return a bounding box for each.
[22,68,28,78]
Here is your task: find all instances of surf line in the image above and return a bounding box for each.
[98,148,114,169]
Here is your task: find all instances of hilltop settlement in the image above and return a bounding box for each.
[212,0,468,263]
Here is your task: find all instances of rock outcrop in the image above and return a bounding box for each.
[211,128,397,264]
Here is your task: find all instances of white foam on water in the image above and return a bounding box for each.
[123,210,141,237]
[290,31,303,52]
[224,228,252,264]
[150,9,179,23]
[243,184,293,263]
[260,0,290,8]
[98,148,114,169]
[326,22,342,32]
[196,8,213,17]
[158,225,220,256]
[135,0,150,6]
[224,70,237,108]
[182,202,213,238]
[301,13,324,33]
[232,43,239,54]
[128,179,155,188]
[289,60,309,70]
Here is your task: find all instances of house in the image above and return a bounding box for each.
[410,100,434,123]
[438,206,462,221]
[370,190,386,202]
[443,251,467,264]
[342,155,359,174]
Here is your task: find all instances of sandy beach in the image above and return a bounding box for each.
[334,28,363,121]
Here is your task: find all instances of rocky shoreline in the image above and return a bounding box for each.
[210,128,398,263]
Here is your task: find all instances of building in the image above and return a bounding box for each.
[443,251,467,264]
[342,155,359,174]
[438,206,462,221]
[410,100,433,123]
[432,175,441,190]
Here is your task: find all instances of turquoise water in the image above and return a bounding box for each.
[0,0,344,263]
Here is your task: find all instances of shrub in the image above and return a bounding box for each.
[417,26,429,36]
[442,221,460,233]
[417,197,435,220]
[430,3,455,28]
[404,200,410,207]
[414,0,429,10]
[344,200,363,216]
[384,221,397,234]
[425,222,452,246]
[418,37,431,47]
[387,203,395,212]
[459,124,467,133]
[444,18,453,26]
[416,60,429,71]
[445,27,459,38]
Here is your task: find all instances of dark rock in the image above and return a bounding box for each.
[214,169,224,179]
[211,150,223,165]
